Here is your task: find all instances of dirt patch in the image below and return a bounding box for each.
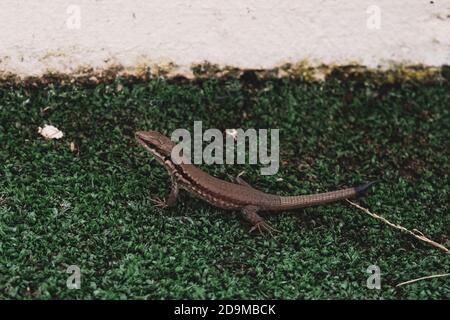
[0,62,448,87]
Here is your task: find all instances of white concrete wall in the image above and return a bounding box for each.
[0,0,449,78]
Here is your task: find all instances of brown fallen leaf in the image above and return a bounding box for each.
[69,142,77,153]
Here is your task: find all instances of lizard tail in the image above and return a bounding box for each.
[355,180,379,195]
[277,181,378,210]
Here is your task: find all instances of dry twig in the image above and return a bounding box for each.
[346,200,449,288]
[346,199,449,254]
[396,273,450,287]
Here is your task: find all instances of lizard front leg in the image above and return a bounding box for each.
[150,176,179,209]
[242,206,279,236]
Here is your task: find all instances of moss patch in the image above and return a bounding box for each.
[0,77,449,299]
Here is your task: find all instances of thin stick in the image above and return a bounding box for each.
[396,273,450,287]
[346,199,450,254]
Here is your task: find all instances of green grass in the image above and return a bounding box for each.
[0,77,449,299]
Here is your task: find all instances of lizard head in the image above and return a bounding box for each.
[135,131,176,164]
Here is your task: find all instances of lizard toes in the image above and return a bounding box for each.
[150,196,168,209]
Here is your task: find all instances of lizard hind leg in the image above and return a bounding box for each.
[241,206,279,237]
[229,174,268,196]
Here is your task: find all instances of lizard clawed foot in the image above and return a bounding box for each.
[249,221,279,237]
[150,196,169,209]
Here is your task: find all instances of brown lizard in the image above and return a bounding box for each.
[136,131,376,234]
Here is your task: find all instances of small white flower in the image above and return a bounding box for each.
[225,129,238,140]
[38,125,64,140]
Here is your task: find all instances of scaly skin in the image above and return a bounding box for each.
[136,131,376,235]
